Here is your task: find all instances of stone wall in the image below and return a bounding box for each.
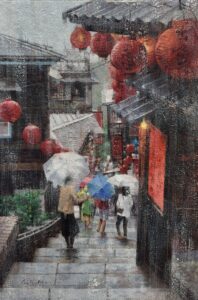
[0,216,19,285]
[17,217,61,261]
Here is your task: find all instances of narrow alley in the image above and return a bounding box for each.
[1,215,180,300]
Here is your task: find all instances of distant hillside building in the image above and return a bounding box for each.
[49,50,98,113]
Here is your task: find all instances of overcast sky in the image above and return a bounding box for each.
[0,0,87,54]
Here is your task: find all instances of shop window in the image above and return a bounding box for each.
[71,81,85,99]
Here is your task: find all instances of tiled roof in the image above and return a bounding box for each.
[50,113,103,152]
[63,0,198,34]
[0,33,64,62]
[111,93,155,124]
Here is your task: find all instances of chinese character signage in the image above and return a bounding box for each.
[111,134,123,161]
[148,126,167,213]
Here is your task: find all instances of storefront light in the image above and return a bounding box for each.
[140,119,148,130]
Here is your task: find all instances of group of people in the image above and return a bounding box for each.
[57,177,135,249]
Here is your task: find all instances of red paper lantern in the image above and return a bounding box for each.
[111,34,130,42]
[40,140,56,156]
[126,144,134,155]
[111,39,146,73]
[0,98,22,122]
[53,141,63,153]
[22,124,42,145]
[138,36,157,67]
[125,155,133,165]
[120,164,128,174]
[113,86,136,103]
[70,27,91,50]
[90,33,114,58]
[109,64,126,82]
[123,157,132,166]
[111,80,125,92]
[155,25,198,79]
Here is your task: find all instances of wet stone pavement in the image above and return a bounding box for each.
[0,216,181,300]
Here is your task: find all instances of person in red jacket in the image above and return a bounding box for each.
[95,199,109,236]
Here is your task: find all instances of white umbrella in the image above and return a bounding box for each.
[43,152,89,188]
[108,174,139,195]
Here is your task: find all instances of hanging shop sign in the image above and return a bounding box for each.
[148,125,167,213]
[111,134,123,161]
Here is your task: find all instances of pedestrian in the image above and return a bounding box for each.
[81,193,94,229]
[96,199,109,237]
[116,187,133,239]
[58,177,85,249]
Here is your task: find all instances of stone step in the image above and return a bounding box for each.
[0,287,181,300]
[33,256,136,264]
[47,237,137,249]
[10,262,141,275]
[34,247,136,260]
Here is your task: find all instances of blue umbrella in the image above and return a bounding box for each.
[87,174,114,201]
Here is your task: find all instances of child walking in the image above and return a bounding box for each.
[81,193,94,229]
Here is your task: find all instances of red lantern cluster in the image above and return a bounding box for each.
[119,144,135,174]
[22,124,42,145]
[109,64,126,82]
[113,85,136,104]
[138,36,157,67]
[70,26,91,50]
[111,39,146,73]
[91,33,114,58]
[0,98,22,122]
[155,20,198,79]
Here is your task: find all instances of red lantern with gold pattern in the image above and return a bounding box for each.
[91,33,114,58]
[22,124,42,145]
[155,25,198,79]
[111,39,146,73]
[0,98,22,122]
[109,64,126,82]
[70,26,91,50]
[138,36,157,67]
[126,144,134,155]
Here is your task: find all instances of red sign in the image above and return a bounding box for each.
[111,135,123,161]
[148,126,167,213]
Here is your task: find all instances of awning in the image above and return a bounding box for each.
[63,0,198,35]
[111,94,155,124]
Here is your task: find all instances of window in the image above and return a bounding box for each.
[0,122,12,138]
[71,81,85,99]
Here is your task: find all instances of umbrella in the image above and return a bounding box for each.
[80,176,92,188]
[108,174,139,195]
[43,152,89,188]
[87,174,114,201]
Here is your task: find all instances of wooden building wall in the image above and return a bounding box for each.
[0,63,49,193]
[136,98,198,282]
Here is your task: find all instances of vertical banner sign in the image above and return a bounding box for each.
[111,134,123,161]
[148,126,167,212]
[138,126,147,180]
